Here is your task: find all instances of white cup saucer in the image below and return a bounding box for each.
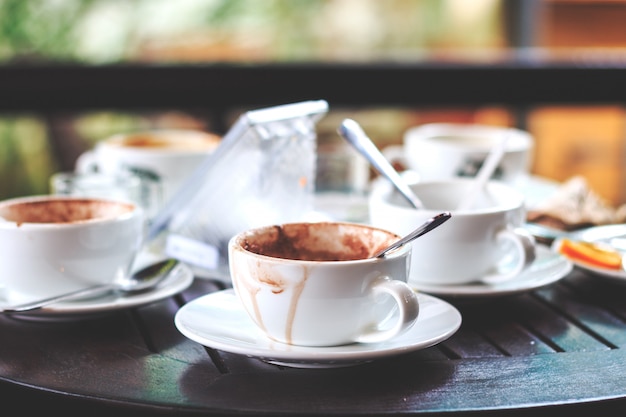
[0,261,193,320]
[174,289,461,368]
[410,245,572,300]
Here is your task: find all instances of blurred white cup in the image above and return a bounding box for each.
[76,129,221,211]
[383,123,534,187]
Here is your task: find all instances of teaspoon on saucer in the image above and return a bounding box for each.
[1,258,180,314]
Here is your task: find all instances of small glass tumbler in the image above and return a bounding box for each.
[313,137,371,223]
[50,172,161,221]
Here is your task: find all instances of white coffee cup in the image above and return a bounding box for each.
[76,129,221,207]
[228,221,419,347]
[383,123,534,187]
[369,179,536,285]
[0,195,144,301]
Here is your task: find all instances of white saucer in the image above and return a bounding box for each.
[174,289,461,368]
[552,224,626,284]
[411,245,572,299]
[0,262,194,319]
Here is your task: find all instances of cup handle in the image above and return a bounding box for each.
[75,150,98,173]
[481,227,537,284]
[354,276,420,344]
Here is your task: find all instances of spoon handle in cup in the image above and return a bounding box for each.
[456,130,510,211]
[374,212,452,258]
[338,119,424,209]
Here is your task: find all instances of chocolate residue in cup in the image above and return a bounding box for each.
[242,223,388,261]
[115,132,221,151]
[0,199,134,224]
[121,135,172,148]
[339,233,373,260]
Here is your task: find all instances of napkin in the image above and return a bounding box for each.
[527,176,626,230]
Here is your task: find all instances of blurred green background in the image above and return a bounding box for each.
[0,0,505,199]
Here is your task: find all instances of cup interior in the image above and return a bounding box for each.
[105,130,220,152]
[385,180,524,212]
[235,222,400,261]
[0,197,135,224]
[405,123,533,152]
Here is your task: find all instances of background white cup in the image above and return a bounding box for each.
[383,123,534,187]
[76,129,221,210]
[369,179,536,285]
[228,221,419,347]
[0,195,144,301]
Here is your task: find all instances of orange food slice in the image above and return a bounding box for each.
[557,238,623,270]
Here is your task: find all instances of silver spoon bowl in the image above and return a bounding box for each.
[1,258,180,314]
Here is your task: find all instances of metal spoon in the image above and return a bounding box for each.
[1,258,181,314]
[338,118,424,209]
[374,212,451,258]
[456,130,510,211]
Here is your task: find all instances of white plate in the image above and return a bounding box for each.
[552,224,626,283]
[0,262,194,320]
[174,289,461,368]
[411,245,572,299]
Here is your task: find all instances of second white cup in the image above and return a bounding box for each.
[369,178,536,285]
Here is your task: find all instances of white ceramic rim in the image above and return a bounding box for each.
[404,123,533,152]
[101,129,220,155]
[0,195,140,229]
[371,178,526,216]
[230,221,410,265]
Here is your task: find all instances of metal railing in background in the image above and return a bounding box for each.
[1,58,626,198]
[1,60,625,116]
